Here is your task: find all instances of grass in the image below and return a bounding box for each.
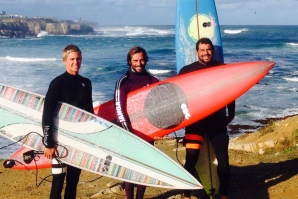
[294,128,298,144]
[282,145,297,154]
[278,129,298,154]
[258,121,276,137]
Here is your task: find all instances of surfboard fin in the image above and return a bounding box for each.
[208,188,217,199]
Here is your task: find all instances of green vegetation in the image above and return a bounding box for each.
[294,128,298,144]
[258,121,276,137]
[280,129,298,154]
[282,145,297,154]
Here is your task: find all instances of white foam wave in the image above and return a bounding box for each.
[283,77,298,82]
[276,86,287,90]
[4,56,57,62]
[37,31,49,37]
[56,34,97,38]
[223,29,248,34]
[94,26,174,37]
[274,107,298,118]
[289,88,298,92]
[287,42,298,46]
[148,69,171,74]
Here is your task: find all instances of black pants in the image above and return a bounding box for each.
[184,133,230,197]
[50,164,81,199]
[124,182,146,199]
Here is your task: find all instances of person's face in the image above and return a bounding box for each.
[64,51,82,75]
[129,52,146,73]
[196,43,213,65]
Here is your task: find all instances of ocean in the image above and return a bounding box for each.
[1,25,298,159]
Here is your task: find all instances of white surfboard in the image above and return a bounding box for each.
[0,84,203,190]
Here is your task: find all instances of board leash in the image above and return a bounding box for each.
[1,132,103,186]
[174,131,184,166]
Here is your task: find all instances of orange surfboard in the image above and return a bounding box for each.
[95,61,274,142]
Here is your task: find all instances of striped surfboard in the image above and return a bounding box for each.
[0,84,202,189]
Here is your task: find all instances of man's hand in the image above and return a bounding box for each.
[44,147,58,159]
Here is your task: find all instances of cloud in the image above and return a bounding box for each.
[216,0,298,25]
[1,0,298,25]
[1,0,173,25]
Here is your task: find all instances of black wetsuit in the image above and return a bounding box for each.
[114,69,159,199]
[179,60,235,197]
[42,71,93,199]
[114,69,159,132]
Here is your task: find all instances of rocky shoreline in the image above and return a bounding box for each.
[229,114,298,154]
[0,17,96,38]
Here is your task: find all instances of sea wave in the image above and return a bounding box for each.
[287,42,298,46]
[148,69,171,74]
[3,56,57,62]
[283,77,298,82]
[149,48,174,54]
[94,26,175,37]
[223,28,248,34]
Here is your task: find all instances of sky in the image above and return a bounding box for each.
[1,0,298,25]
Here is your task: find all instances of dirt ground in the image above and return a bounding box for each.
[0,116,298,199]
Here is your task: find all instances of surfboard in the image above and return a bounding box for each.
[195,136,220,198]
[0,84,202,190]
[9,147,51,170]
[8,61,274,175]
[93,62,274,198]
[175,0,223,197]
[94,61,274,142]
[175,0,223,72]
[94,63,274,197]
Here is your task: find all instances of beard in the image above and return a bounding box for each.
[199,55,212,65]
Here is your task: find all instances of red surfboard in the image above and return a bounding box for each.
[10,61,274,170]
[95,61,274,141]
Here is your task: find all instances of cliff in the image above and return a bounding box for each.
[0,17,95,38]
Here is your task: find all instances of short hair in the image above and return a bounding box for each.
[196,38,214,52]
[62,45,82,61]
[127,46,149,66]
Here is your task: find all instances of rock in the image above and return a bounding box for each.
[69,23,93,35]
[90,183,123,198]
[229,115,298,154]
[90,189,105,198]
[0,17,94,38]
[259,148,265,155]
[110,185,123,192]
[167,194,182,199]
[106,182,113,188]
